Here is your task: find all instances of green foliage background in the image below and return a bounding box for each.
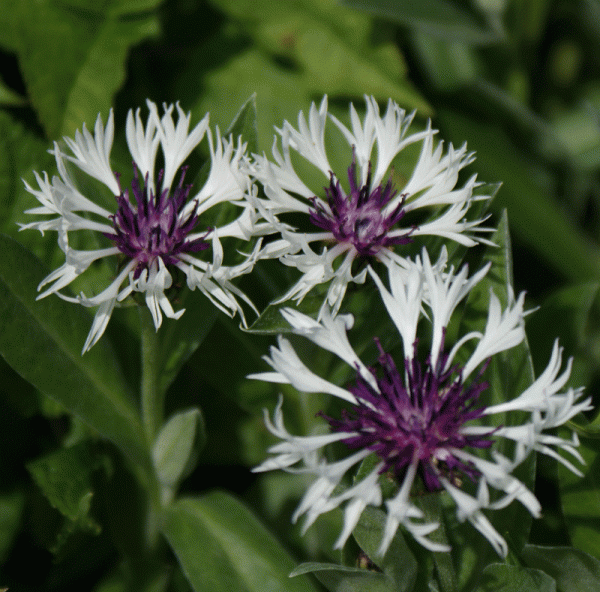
[1,0,600,591]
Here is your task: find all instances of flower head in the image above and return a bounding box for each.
[250,250,591,557]
[249,96,494,315]
[21,101,259,352]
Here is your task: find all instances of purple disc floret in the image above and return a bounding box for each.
[105,164,209,279]
[323,340,494,491]
[309,154,415,257]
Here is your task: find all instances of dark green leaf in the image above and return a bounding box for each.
[290,562,397,592]
[26,441,101,531]
[6,0,160,138]
[352,506,418,592]
[414,495,456,592]
[479,563,556,592]
[158,288,220,397]
[0,235,149,474]
[340,0,504,45]
[0,492,24,563]
[438,109,600,283]
[0,111,55,241]
[559,436,600,559]
[453,213,536,586]
[162,492,318,592]
[525,281,599,390]
[521,544,600,592]
[0,75,26,107]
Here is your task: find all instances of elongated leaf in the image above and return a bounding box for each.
[0,235,148,472]
[0,492,24,563]
[454,213,536,586]
[226,93,259,154]
[438,110,600,282]
[209,0,430,113]
[521,544,600,592]
[0,111,55,240]
[162,492,318,592]
[559,436,600,559]
[290,562,397,592]
[479,563,556,592]
[340,0,504,45]
[525,282,599,382]
[6,0,160,138]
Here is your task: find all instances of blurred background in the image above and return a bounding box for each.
[1,0,600,589]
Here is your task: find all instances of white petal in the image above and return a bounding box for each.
[257,337,358,404]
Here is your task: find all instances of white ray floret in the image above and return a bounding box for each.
[247,95,495,317]
[252,254,590,557]
[22,100,260,353]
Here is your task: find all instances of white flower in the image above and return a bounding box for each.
[251,251,591,557]
[21,100,260,353]
[248,95,494,316]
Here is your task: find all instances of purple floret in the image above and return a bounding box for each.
[322,340,494,491]
[309,153,415,257]
[105,164,209,279]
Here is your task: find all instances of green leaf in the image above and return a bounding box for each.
[158,289,220,397]
[246,293,324,334]
[340,0,504,45]
[209,0,430,113]
[290,562,398,592]
[438,109,600,283]
[479,563,556,592]
[524,282,599,389]
[454,213,536,586]
[521,545,600,592]
[559,436,600,559]
[161,492,318,592]
[26,440,104,555]
[0,234,149,474]
[0,75,26,107]
[351,507,418,592]
[226,93,259,155]
[0,111,55,240]
[152,408,206,489]
[0,492,25,563]
[414,495,456,592]
[411,33,481,90]
[27,441,100,527]
[7,0,161,138]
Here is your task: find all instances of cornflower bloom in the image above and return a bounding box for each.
[251,249,591,556]
[248,96,494,315]
[21,100,259,352]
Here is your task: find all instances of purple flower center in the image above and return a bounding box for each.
[309,154,414,257]
[105,165,209,279]
[322,341,494,491]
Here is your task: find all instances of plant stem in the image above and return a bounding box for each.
[139,306,164,552]
[140,306,163,446]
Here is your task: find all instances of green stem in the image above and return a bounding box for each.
[140,306,163,446]
[139,306,164,552]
